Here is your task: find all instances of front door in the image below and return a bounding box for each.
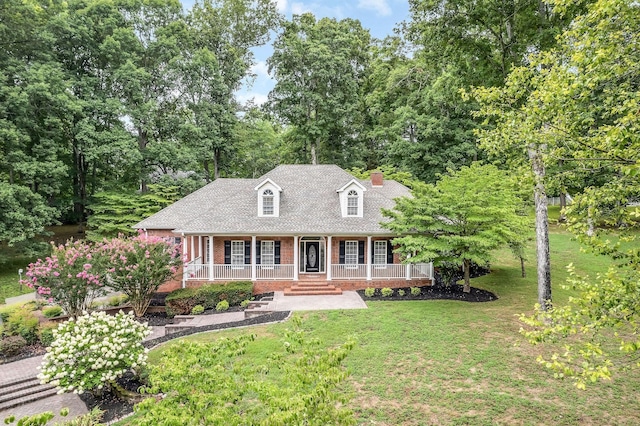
[305,242,320,272]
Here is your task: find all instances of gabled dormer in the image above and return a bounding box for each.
[255,178,282,217]
[336,179,366,218]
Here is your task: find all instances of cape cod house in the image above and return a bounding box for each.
[134,165,433,295]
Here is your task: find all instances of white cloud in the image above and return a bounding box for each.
[251,61,271,79]
[357,0,391,16]
[237,92,269,106]
[290,2,344,19]
[276,0,287,13]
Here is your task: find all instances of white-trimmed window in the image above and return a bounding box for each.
[262,189,274,215]
[347,190,358,216]
[231,241,244,267]
[345,240,358,267]
[261,240,274,268]
[374,240,387,267]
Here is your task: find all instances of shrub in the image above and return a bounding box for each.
[43,305,64,318]
[191,305,205,315]
[0,304,19,322]
[21,240,107,318]
[216,300,229,311]
[6,307,39,344]
[240,299,251,308]
[410,287,421,296]
[364,288,375,297]
[381,287,393,297]
[107,295,124,307]
[98,233,181,317]
[165,282,253,316]
[398,289,406,297]
[38,310,151,396]
[0,335,27,356]
[38,322,59,347]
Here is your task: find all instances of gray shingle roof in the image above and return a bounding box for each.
[134,165,410,235]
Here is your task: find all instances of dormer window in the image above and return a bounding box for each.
[255,178,282,217]
[336,179,366,218]
[262,189,274,215]
[347,190,358,216]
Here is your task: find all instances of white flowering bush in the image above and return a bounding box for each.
[38,310,151,396]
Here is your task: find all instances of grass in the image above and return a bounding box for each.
[139,228,640,425]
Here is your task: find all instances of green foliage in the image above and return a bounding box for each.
[42,305,63,318]
[215,300,229,312]
[37,322,58,347]
[5,307,39,344]
[4,407,104,426]
[0,183,57,246]
[0,335,27,357]
[38,311,151,395]
[99,234,180,317]
[191,305,204,315]
[107,295,127,307]
[380,287,393,297]
[0,304,19,322]
[383,163,530,292]
[410,286,421,296]
[240,299,251,308]
[397,289,406,297]
[364,287,375,297]
[165,282,253,315]
[135,316,355,425]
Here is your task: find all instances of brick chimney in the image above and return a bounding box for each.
[371,171,383,187]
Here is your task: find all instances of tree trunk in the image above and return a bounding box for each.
[559,191,567,222]
[310,142,317,165]
[520,256,526,278]
[138,129,148,193]
[463,258,471,293]
[528,145,552,311]
[214,148,221,179]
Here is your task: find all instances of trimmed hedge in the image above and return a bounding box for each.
[165,281,253,316]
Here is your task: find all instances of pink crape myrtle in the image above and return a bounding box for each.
[21,240,106,318]
[99,232,181,317]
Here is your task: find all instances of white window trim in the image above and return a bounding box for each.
[231,240,244,269]
[255,179,282,217]
[262,189,274,216]
[345,240,358,269]
[261,240,275,269]
[347,190,358,216]
[337,180,365,218]
[374,240,387,268]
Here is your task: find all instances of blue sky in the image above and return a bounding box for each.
[180,0,410,105]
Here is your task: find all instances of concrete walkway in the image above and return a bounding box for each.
[0,291,367,424]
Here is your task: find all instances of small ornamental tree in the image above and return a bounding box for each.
[21,240,105,318]
[38,311,151,397]
[100,233,180,317]
[383,163,530,292]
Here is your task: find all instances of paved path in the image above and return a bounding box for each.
[0,291,367,424]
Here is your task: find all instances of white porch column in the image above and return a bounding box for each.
[190,236,195,262]
[208,235,214,281]
[182,233,187,288]
[326,236,332,281]
[366,236,372,281]
[251,236,257,281]
[405,253,411,281]
[198,236,203,261]
[293,236,299,281]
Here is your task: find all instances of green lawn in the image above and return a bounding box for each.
[140,228,640,425]
[0,256,36,304]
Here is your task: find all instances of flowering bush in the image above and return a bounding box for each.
[99,233,180,317]
[38,311,151,396]
[21,240,106,318]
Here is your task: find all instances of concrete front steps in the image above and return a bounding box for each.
[283,281,343,296]
[0,376,57,411]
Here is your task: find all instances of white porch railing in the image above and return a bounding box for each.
[331,264,367,279]
[411,263,433,279]
[184,257,208,280]
[213,264,251,280]
[257,265,294,280]
[371,264,405,279]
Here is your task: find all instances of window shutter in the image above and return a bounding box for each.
[358,241,365,264]
[244,241,251,265]
[256,240,261,265]
[224,240,231,264]
[274,241,281,264]
[371,240,375,262]
[387,240,394,265]
[339,241,345,264]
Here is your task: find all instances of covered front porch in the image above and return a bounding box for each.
[181,235,433,287]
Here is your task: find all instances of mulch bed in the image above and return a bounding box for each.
[356,284,497,302]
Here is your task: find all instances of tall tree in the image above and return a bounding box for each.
[267,13,371,166]
[475,0,640,386]
[383,163,530,292]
